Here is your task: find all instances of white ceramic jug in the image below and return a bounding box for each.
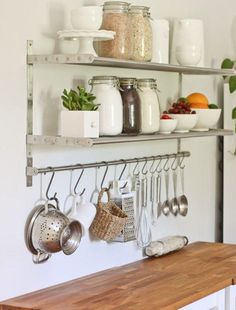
[171,19,204,67]
[151,19,169,64]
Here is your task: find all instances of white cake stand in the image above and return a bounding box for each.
[57,30,115,56]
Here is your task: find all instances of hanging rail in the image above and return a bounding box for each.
[26,151,190,177]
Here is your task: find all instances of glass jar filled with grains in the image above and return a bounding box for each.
[119,78,141,135]
[137,79,160,134]
[129,6,152,62]
[98,1,132,60]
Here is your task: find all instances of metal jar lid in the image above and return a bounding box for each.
[89,76,120,86]
[103,1,130,13]
[119,77,137,86]
[129,6,150,15]
[137,78,158,89]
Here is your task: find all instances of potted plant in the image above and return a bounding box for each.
[60,86,99,138]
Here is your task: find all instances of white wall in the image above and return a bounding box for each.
[0,0,235,301]
[224,84,236,243]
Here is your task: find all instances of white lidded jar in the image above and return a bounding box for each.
[89,76,123,136]
[137,79,160,133]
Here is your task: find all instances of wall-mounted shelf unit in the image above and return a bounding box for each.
[27,129,233,148]
[27,53,235,76]
[26,40,234,187]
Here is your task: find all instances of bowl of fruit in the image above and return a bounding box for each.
[187,93,222,131]
[159,115,178,134]
[164,98,199,133]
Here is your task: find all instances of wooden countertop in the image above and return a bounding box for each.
[2,242,236,310]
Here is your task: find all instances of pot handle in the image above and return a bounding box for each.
[32,251,51,264]
[44,198,59,215]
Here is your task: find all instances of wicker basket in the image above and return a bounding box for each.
[90,188,128,241]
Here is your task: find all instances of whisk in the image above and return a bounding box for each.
[136,177,152,248]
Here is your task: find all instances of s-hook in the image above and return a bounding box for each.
[74,167,86,196]
[179,155,186,169]
[171,154,179,171]
[45,167,57,200]
[149,156,156,175]
[141,158,149,176]
[155,158,163,174]
[100,162,111,190]
[133,158,140,177]
[119,159,128,190]
[163,155,170,172]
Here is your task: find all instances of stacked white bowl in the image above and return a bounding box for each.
[71,6,103,30]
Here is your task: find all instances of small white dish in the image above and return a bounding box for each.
[168,114,199,133]
[191,108,221,131]
[71,6,103,31]
[159,119,178,134]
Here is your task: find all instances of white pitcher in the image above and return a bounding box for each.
[171,19,205,67]
[151,19,169,64]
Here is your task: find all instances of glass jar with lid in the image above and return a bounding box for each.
[89,76,123,136]
[119,78,141,135]
[98,1,132,60]
[137,79,160,133]
[129,6,152,62]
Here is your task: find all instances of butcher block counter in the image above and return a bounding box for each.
[1,242,236,310]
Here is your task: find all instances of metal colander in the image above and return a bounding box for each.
[25,202,82,263]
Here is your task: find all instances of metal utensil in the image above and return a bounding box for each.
[150,174,157,225]
[178,165,188,216]
[170,169,179,216]
[162,158,171,216]
[136,178,152,248]
[149,158,157,225]
[156,173,162,218]
[133,159,141,224]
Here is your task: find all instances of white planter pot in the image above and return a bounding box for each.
[60,111,99,138]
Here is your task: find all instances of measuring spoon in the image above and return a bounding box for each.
[162,170,171,216]
[178,166,188,216]
[170,169,179,216]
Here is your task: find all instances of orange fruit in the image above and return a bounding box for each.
[187,93,209,109]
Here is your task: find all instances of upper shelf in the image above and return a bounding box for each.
[27,129,233,148]
[27,54,235,76]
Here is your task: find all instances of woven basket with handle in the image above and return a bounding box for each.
[90,188,128,241]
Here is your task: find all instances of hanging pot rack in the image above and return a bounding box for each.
[26,151,190,177]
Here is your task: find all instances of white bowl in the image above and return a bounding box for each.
[159,119,178,134]
[176,46,201,66]
[71,6,103,31]
[168,114,199,133]
[192,109,221,131]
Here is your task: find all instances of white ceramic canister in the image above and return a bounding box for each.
[89,76,123,136]
[137,79,160,133]
[150,19,169,64]
[171,19,205,67]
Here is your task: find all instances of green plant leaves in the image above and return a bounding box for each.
[208,104,218,109]
[221,58,235,69]
[229,76,236,93]
[61,86,98,111]
[232,107,236,120]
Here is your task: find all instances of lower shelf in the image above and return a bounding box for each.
[27,129,233,148]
